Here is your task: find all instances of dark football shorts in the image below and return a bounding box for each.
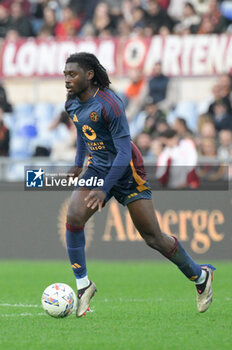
[76,166,152,206]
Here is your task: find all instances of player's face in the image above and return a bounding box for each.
[64,62,93,99]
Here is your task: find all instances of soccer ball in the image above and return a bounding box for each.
[41,283,77,318]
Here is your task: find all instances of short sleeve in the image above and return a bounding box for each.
[98,90,130,139]
[108,108,130,139]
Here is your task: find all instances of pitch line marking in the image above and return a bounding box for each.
[0,303,40,308]
[0,312,46,317]
[103,297,232,303]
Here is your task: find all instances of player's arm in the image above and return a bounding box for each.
[65,101,87,179]
[101,135,132,193]
[103,97,132,195]
[67,128,87,179]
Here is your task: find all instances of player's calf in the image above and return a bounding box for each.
[141,230,176,256]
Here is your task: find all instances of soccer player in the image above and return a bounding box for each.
[64,52,215,317]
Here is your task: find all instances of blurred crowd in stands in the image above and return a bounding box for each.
[0,0,232,185]
[123,63,232,160]
[1,61,232,164]
[0,0,231,39]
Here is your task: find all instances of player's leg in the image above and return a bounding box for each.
[127,198,201,274]
[127,198,215,312]
[66,187,97,317]
[66,187,97,286]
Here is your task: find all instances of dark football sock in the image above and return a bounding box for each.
[66,223,87,279]
[167,236,202,281]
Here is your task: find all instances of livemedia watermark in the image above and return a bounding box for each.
[24,167,104,191]
[24,164,230,191]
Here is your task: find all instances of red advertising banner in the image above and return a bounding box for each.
[0,35,232,78]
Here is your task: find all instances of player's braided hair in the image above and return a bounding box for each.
[66,52,111,89]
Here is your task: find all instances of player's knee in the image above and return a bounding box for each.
[66,214,85,227]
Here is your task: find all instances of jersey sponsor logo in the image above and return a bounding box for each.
[90,111,99,122]
[87,141,106,151]
[82,125,97,140]
[73,114,78,122]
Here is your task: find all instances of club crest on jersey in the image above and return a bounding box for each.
[90,111,98,122]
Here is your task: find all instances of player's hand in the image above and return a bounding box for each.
[84,189,106,212]
[66,165,83,181]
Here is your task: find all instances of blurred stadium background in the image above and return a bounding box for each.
[0,1,231,257]
[0,0,232,182]
[0,0,231,256]
[0,1,232,349]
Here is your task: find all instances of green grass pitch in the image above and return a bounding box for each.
[0,260,231,350]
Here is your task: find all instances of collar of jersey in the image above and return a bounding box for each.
[76,88,99,105]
